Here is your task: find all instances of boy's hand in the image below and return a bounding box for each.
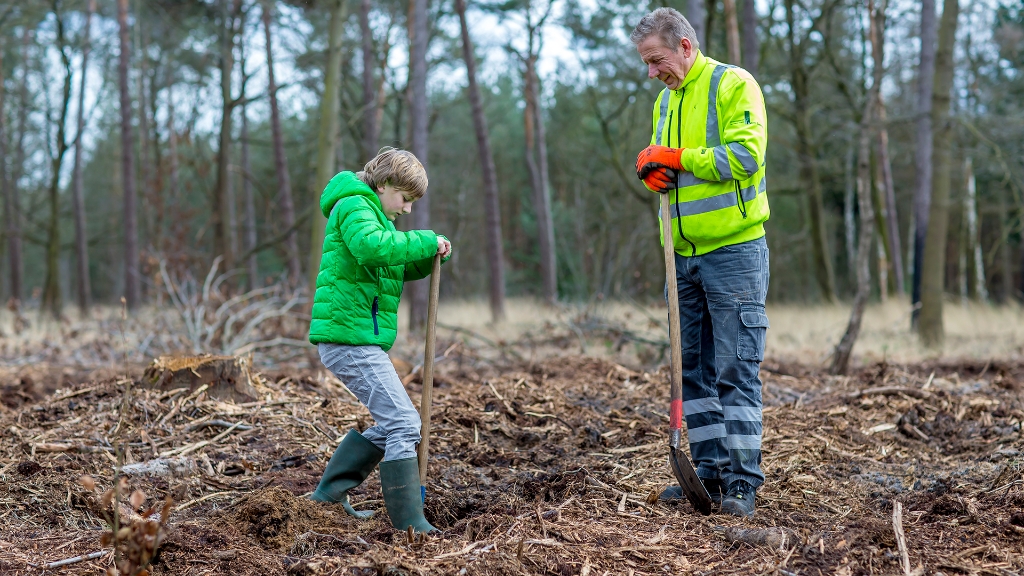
[436,236,452,259]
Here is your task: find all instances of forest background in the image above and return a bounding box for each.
[0,0,1022,358]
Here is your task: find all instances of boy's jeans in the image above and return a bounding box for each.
[672,237,769,489]
[318,343,421,461]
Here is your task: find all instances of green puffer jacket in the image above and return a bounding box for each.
[308,171,446,351]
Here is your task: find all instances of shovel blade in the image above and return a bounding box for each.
[669,447,713,516]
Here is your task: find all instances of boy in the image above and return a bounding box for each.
[308,147,451,534]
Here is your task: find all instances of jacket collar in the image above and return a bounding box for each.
[678,50,707,91]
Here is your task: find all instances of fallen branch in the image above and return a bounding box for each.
[39,550,107,569]
[847,386,930,400]
[893,500,911,575]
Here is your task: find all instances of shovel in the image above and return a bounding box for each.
[416,254,442,502]
[660,191,713,516]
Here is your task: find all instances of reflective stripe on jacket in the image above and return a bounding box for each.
[649,51,770,256]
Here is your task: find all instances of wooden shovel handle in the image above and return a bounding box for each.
[417,254,442,485]
[661,192,684,448]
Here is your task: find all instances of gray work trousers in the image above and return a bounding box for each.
[318,343,421,461]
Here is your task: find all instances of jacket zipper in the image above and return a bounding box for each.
[674,89,696,256]
[371,296,380,336]
[736,180,748,218]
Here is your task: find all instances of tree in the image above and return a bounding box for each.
[239,17,257,289]
[783,0,838,302]
[261,0,301,286]
[359,0,378,162]
[918,0,960,347]
[307,0,347,297]
[212,0,243,272]
[723,0,741,65]
[741,0,758,77]
[832,0,881,375]
[7,26,31,304]
[407,0,431,330]
[71,0,96,315]
[688,0,706,50]
[455,0,505,321]
[512,0,558,305]
[118,0,140,309]
[869,0,903,295]
[911,0,937,325]
[41,0,75,319]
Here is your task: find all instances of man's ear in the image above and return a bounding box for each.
[680,38,692,58]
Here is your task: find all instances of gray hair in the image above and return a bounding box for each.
[630,7,700,52]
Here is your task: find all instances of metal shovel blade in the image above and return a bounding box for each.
[669,446,713,516]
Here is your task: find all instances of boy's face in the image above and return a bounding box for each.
[376,184,415,221]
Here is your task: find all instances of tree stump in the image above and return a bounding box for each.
[142,355,258,402]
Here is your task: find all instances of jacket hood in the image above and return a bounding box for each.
[320,171,382,218]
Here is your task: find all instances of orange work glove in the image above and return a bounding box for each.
[643,166,677,193]
[635,145,685,179]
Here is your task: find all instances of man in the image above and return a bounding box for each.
[631,8,770,518]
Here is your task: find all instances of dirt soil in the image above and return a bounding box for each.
[0,351,1022,575]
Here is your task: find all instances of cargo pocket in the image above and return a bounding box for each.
[736,303,769,361]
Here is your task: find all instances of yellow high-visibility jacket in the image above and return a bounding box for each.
[649,51,770,256]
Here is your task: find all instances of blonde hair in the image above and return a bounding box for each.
[357,147,428,199]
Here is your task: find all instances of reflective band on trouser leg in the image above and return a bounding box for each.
[687,423,727,444]
[684,397,723,416]
[727,142,759,178]
[713,146,733,180]
[656,88,671,146]
[670,178,766,219]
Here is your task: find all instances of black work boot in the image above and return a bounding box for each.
[658,478,724,506]
[310,429,385,519]
[379,457,437,533]
[721,479,757,518]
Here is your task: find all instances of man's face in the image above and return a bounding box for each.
[376,183,415,221]
[638,35,693,91]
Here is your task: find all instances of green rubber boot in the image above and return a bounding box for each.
[310,429,384,519]
[379,457,437,533]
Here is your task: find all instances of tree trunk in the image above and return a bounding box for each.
[135,7,151,263]
[998,184,1012,303]
[261,0,301,286]
[239,28,257,290]
[7,27,30,304]
[687,0,706,50]
[359,0,378,162]
[831,90,876,374]
[741,0,759,76]
[406,0,431,330]
[455,0,505,322]
[71,0,95,316]
[523,52,558,305]
[869,0,903,295]
[307,0,347,298]
[911,0,937,326]
[918,0,959,347]
[41,7,74,319]
[723,0,741,65]
[0,36,9,303]
[963,157,986,302]
[844,139,856,283]
[118,0,140,309]
[214,0,240,272]
[785,0,836,302]
[166,85,180,255]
